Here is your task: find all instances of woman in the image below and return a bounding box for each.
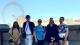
[9,21,21,45]
[45,18,59,45]
[34,19,45,45]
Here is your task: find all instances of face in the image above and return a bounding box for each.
[59,18,64,23]
[50,20,53,24]
[38,20,42,25]
[13,22,18,27]
[49,18,54,24]
[26,17,30,22]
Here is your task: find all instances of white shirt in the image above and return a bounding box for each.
[58,23,68,38]
[25,22,31,34]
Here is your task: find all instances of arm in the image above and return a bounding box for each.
[32,22,35,28]
[9,28,12,35]
[22,22,26,33]
[21,22,26,38]
[18,28,22,38]
[31,22,35,35]
[44,26,46,38]
[45,25,49,38]
[65,26,69,40]
[34,32,37,42]
[9,28,14,39]
[33,27,37,42]
[16,29,22,42]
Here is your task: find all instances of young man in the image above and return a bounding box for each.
[34,19,45,45]
[58,17,69,45]
[22,15,35,45]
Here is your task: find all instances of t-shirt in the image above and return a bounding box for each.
[58,23,68,38]
[58,24,68,33]
[34,25,45,40]
[25,22,31,34]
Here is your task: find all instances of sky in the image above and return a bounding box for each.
[0,0,80,25]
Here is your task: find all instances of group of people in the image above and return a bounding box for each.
[9,15,69,45]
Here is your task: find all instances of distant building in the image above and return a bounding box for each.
[17,16,25,27]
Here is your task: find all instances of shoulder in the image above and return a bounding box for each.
[34,26,38,31]
[23,22,26,27]
[47,24,49,27]
[41,25,45,28]
[53,24,58,27]
[23,22,26,25]
[29,22,35,25]
[54,24,58,26]
[35,26,38,28]
[63,24,68,28]
[9,28,12,33]
[30,22,34,24]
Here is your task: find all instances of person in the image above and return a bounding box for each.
[45,18,59,45]
[34,19,45,45]
[58,17,69,45]
[22,15,35,45]
[9,21,21,45]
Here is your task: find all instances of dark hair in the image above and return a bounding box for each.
[50,17,53,21]
[49,17,54,24]
[60,17,64,20]
[12,21,20,33]
[38,19,42,22]
[26,15,30,19]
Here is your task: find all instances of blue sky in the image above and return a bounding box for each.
[0,0,80,24]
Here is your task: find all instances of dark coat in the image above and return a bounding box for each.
[22,21,35,38]
[45,24,59,42]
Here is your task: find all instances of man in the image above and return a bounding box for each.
[23,15,35,45]
[34,19,45,45]
[58,17,69,45]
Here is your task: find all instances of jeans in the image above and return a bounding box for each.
[25,35,33,45]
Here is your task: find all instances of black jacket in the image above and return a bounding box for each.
[45,24,59,41]
[23,21,35,35]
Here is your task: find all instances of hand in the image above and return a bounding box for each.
[64,38,67,41]
[33,35,37,43]
[35,38,38,43]
[32,35,34,38]
[51,37,55,42]
[51,37,55,40]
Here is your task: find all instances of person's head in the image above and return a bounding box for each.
[59,17,64,24]
[26,15,30,22]
[49,17,54,24]
[38,19,42,25]
[12,21,19,30]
